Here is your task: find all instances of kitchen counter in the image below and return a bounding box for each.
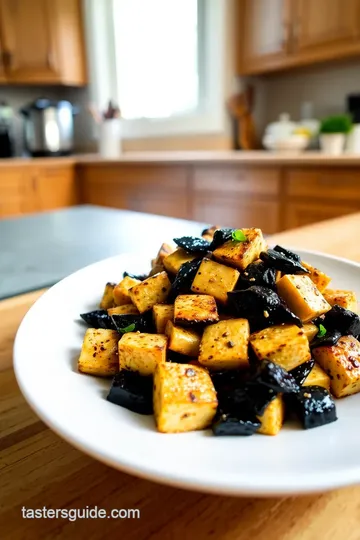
[4,150,360,166]
[3,212,360,539]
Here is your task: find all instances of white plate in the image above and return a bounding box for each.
[14,249,360,496]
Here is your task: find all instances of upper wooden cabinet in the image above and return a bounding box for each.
[241,0,291,73]
[239,0,360,74]
[0,0,87,85]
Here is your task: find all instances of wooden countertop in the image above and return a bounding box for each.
[4,150,360,167]
[3,213,360,539]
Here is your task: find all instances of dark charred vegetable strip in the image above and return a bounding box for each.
[123,271,148,281]
[236,261,277,291]
[212,411,261,436]
[273,245,301,262]
[310,330,341,349]
[289,359,315,386]
[209,228,235,250]
[289,386,337,429]
[80,310,116,330]
[249,360,300,394]
[111,313,153,333]
[107,371,153,414]
[170,258,202,297]
[322,305,360,338]
[173,236,210,253]
[260,249,309,275]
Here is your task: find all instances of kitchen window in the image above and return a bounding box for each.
[84,0,227,138]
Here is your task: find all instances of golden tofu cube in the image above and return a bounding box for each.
[275,270,282,283]
[99,282,116,309]
[301,261,331,292]
[78,328,119,377]
[213,228,266,270]
[257,396,285,436]
[277,274,331,323]
[113,276,141,306]
[198,319,250,370]
[250,324,311,371]
[151,242,174,268]
[323,289,358,312]
[119,332,167,376]
[303,363,330,391]
[201,225,220,242]
[313,336,360,398]
[191,258,240,304]
[108,304,139,316]
[153,304,174,333]
[174,294,219,326]
[153,363,218,433]
[163,248,196,274]
[303,323,318,342]
[165,320,201,357]
[130,271,171,313]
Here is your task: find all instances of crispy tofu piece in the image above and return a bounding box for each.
[113,276,141,306]
[129,271,171,313]
[191,258,240,304]
[78,328,119,377]
[303,323,318,342]
[174,294,219,326]
[250,324,311,371]
[303,363,330,391]
[213,228,266,270]
[151,242,174,268]
[108,304,139,316]
[277,274,331,323]
[153,304,174,333]
[165,321,201,357]
[153,363,218,433]
[198,319,250,370]
[119,332,167,376]
[323,289,358,312]
[99,282,116,309]
[312,336,360,398]
[257,396,285,436]
[163,248,196,274]
[201,225,220,242]
[301,261,331,293]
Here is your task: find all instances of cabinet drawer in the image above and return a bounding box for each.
[286,169,360,201]
[193,167,280,196]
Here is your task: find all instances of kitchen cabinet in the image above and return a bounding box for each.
[0,0,86,85]
[0,33,6,82]
[241,0,291,74]
[283,200,359,229]
[239,0,360,75]
[79,165,190,220]
[0,163,78,218]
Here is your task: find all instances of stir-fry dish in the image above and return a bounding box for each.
[78,226,360,436]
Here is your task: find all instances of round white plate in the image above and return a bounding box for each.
[14,249,360,496]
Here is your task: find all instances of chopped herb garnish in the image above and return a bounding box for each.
[232,229,247,242]
[120,323,136,333]
[317,324,327,338]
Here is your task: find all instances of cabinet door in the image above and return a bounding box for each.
[294,0,360,58]
[0,33,6,82]
[0,168,36,218]
[284,200,359,230]
[0,0,59,83]
[240,0,291,74]
[34,166,77,211]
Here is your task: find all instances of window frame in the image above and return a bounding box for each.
[83,0,228,139]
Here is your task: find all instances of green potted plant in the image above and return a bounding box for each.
[319,115,353,155]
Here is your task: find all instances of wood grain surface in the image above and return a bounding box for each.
[3,214,360,539]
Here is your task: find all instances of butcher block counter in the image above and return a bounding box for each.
[3,151,360,233]
[2,211,360,540]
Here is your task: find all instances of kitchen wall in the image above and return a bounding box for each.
[252,59,360,136]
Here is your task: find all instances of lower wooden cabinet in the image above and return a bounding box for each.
[283,200,360,230]
[33,166,77,211]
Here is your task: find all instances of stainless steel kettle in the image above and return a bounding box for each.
[20,98,78,157]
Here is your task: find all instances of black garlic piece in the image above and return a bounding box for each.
[236,261,277,291]
[311,330,341,350]
[209,228,235,250]
[107,370,153,415]
[170,258,202,297]
[80,310,116,330]
[322,305,360,339]
[249,360,300,394]
[260,249,309,275]
[273,245,301,262]
[289,386,337,430]
[173,236,211,253]
[111,313,153,333]
[123,271,148,281]
[289,359,315,386]
[212,410,261,436]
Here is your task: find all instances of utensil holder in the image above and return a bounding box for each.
[98,119,122,158]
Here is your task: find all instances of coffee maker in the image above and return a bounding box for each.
[0,102,14,158]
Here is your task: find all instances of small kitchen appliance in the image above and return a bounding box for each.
[0,102,14,158]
